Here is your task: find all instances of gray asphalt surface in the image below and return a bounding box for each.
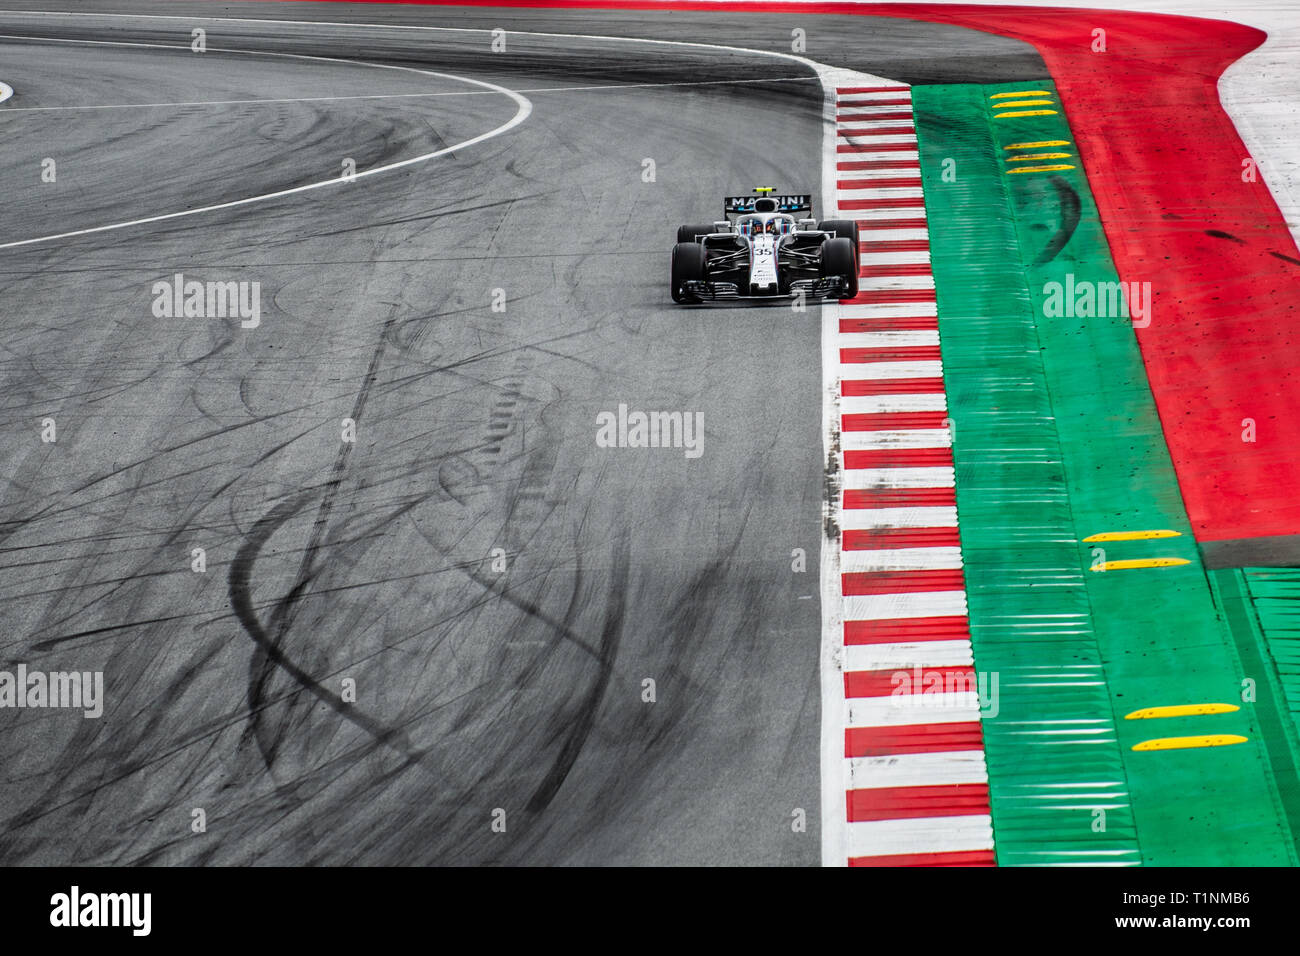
[0,3,1044,865]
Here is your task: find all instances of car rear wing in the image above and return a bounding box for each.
[724,193,812,215]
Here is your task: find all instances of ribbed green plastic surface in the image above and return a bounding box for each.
[1212,568,1300,856]
[913,82,1296,866]
[1241,569,1300,742]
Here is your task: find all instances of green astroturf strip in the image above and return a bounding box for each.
[1238,569,1300,762]
[1213,568,1300,861]
[912,82,1296,866]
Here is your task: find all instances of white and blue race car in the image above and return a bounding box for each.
[670,188,859,303]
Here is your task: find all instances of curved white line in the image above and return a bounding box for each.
[1,8,825,62]
[0,36,532,250]
[0,74,816,115]
[0,81,12,104]
[0,9,859,105]
[0,12,894,252]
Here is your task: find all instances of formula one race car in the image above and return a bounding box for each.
[670,187,859,303]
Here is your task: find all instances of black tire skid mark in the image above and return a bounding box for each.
[18,458,238,639]
[227,492,421,762]
[403,523,630,862]
[1205,228,1300,267]
[1032,175,1081,266]
[7,519,505,860]
[397,406,636,857]
[524,531,627,815]
[2,451,245,851]
[225,190,567,787]
[0,636,230,862]
[241,309,397,770]
[227,303,512,783]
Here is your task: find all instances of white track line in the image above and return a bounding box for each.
[839,301,938,318]
[840,360,943,379]
[0,34,532,251]
[861,275,937,291]
[859,249,932,264]
[845,694,982,728]
[840,394,947,414]
[838,330,938,348]
[849,208,928,223]
[838,104,914,115]
[840,547,965,572]
[847,815,995,859]
[841,150,920,163]
[842,169,923,182]
[0,74,817,113]
[845,639,974,670]
[839,507,959,529]
[839,186,925,200]
[847,751,987,788]
[842,467,956,488]
[841,430,953,451]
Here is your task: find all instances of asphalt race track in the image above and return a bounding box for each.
[0,2,1043,865]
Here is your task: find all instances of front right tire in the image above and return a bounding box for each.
[818,219,860,250]
[821,236,859,300]
[676,224,716,244]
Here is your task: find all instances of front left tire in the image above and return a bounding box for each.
[671,241,707,303]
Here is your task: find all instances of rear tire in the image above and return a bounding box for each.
[671,242,707,303]
[821,236,858,300]
[676,224,716,244]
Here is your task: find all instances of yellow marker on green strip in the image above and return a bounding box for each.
[1005,140,1071,149]
[992,100,1055,109]
[1133,735,1248,752]
[1006,164,1076,174]
[995,110,1058,119]
[1125,703,1240,720]
[1090,557,1190,571]
[1007,153,1073,161]
[990,90,1054,98]
[1083,530,1182,542]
